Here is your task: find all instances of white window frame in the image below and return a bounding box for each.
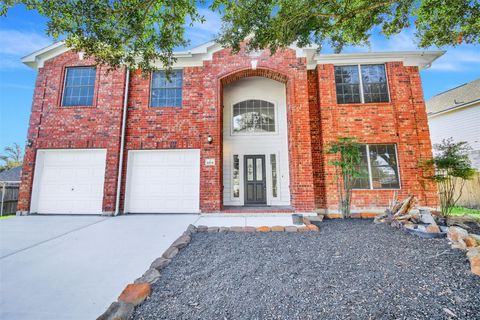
[62,66,97,107]
[356,144,401,190]
[149,69,183,108]
[269,153,280,199]
[230,98,279,136]
[231,154,241,200]
[335,64,390,104]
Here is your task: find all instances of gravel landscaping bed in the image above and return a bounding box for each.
[132,219,480,320]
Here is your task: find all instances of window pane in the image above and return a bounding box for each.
[256,158,263,181]
[232,100,275,134]
[361,64,389,103]
[353,168,370,189]
[371,166,400,189]
[62,67,96,106]
[247,158,254,181]
[334,66,361,104]
[150,70,183,107]
[369,144,400,189]
[233,155,240,198]
[353,145,370,189]
[270,154,278,197]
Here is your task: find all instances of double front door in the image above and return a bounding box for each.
[244,155,266,205]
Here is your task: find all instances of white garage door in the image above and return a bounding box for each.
[125,149,200,213]
[31,149,107,214]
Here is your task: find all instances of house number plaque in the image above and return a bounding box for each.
[205,158,215,166]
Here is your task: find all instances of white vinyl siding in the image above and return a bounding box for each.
[428,103,480,169]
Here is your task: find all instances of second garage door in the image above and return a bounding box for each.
[125,149,200,213]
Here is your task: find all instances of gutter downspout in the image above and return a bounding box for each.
[114,67,130,216]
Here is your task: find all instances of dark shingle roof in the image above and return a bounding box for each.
[426,79,480,115]
[0,166,22,182]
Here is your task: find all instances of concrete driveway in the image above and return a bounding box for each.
[0,213,296,319]
[0,214,199,320]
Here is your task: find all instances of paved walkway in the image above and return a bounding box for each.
[0,214,297,320]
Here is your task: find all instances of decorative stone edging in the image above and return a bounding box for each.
[318,212,380,220]
[97,222,321,319]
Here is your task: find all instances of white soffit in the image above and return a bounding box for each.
[22,40,445,71]
[313,51,445,70]
[22,42,69,69]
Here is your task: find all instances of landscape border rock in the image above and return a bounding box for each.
[446,225,480,276]
[96,223,322,319]
[97,301,134,320]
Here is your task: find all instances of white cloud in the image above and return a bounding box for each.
[0,30,51,56]
[337,28,480,73]
[0,29,51,70]
[429,47,480,72]
[185,8,221,47]
[0,56,27,70]
[191,8,222,33]
[373,30,418,51]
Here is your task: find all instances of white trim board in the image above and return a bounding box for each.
[22,41,444,70]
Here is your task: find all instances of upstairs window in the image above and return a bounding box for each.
[334,64,389,104]
[334,65,361,104]
[232,99,275,134]
[62,67,96,106]
[353,144,400,189]
[150,70,183,107]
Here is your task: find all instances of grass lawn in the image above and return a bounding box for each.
[450,206,480,217]
[0,215,15,219]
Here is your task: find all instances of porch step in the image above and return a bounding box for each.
[222,206,295,214]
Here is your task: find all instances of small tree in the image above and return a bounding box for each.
[0,143,23,172]
[427,139,476,216]
[327,137,363,218]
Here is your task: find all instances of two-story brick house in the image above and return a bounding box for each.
[17,41,441,215]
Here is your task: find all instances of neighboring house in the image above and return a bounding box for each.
[0,166,21,184]
[426,79,480,170]
[0,166,21,216]
[17,41,442,215]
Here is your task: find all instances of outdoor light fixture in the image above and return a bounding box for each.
[26,139,33,148]
[207,135,213,144]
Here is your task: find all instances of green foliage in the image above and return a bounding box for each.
[2,1,479,71]
[214,0,480,54]
[0,143,23,172]
[449,207,480,217]
[1,0,206,73]
[425,138,476,216]
[327,137,364,218]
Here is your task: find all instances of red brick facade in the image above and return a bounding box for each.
[18,44,438,214]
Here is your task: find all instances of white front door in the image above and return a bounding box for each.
[125,149,200,213]
[30,149,107,214]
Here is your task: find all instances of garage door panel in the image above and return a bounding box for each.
[31,149,107,214]
[126,150,200,213]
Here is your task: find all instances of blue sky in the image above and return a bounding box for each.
[0,5,479,153]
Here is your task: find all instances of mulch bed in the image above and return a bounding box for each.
[132,219,480,320]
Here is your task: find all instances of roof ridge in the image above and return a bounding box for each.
[432,82,469,97]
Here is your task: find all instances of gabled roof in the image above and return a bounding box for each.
[22,40,444,71]
[426,79,480,116]
[0,166,22,183]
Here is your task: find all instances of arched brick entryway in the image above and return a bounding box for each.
[217,67,315,212]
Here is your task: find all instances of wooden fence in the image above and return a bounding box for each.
[454,172,480,209]
[1,183,19,216]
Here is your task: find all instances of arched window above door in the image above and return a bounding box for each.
[232,99,275,134]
